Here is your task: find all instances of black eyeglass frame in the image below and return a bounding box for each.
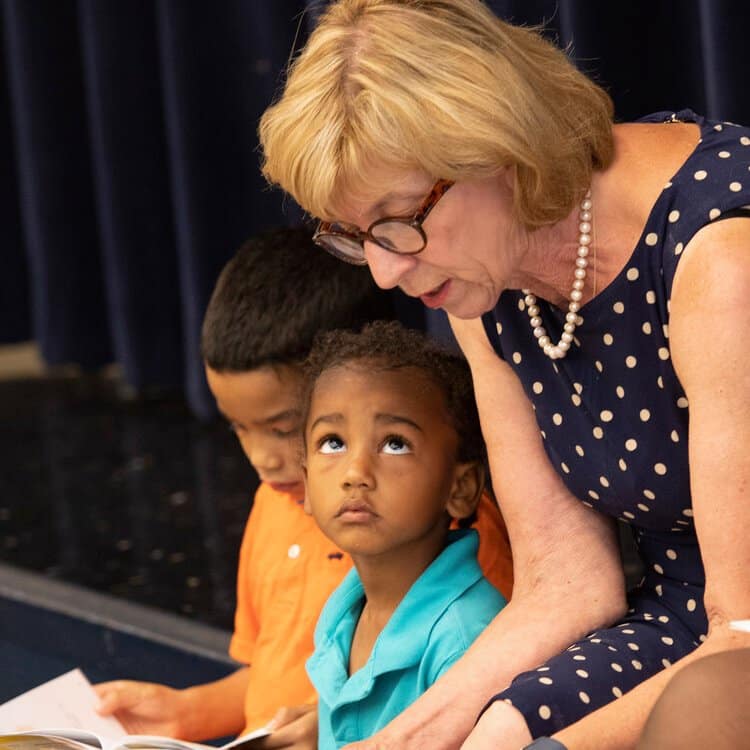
[312,179,454,265]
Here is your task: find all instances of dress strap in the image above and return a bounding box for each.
[711,206,750,222]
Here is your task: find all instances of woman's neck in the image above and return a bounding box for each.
[511,121,701,309]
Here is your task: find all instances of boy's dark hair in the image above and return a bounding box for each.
[201,226,395,371]
[303,320,485,467]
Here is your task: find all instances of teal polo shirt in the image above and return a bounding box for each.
[307,529,506,749]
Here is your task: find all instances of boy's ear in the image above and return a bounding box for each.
[445,461,485,520]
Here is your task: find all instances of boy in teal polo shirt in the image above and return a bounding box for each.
[302,321,507,749]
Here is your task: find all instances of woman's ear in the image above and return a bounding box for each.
[446,461,485,520]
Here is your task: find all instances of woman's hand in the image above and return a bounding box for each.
[254,703,317,750]
[94,680,191,738]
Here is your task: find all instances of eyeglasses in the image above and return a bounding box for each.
[313,179,454,265]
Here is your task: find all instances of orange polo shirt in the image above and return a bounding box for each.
[230,483,512,734]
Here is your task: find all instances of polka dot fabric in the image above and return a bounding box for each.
[480,111,750,737]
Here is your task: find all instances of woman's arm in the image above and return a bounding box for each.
[344,317,627,750]
[546,217,750,749]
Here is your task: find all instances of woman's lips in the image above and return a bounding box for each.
[419,280,451,309]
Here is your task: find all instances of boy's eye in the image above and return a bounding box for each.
[381,436,412,455]
[272,426,299,439]
[318,435,346,454]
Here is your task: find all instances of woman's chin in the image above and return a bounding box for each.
[441,294,497,320]
[418,281,496,319]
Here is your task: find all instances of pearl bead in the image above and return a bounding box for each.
[523,189,593,360]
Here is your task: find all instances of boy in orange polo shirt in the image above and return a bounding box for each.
[94,227,513,747]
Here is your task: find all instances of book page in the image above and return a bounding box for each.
[0,730,102,749]
[0,670,125,737]
[0,734,96,750]
[218,725,272,749]
[0,670,271,750]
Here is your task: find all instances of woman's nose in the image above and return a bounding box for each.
[363,241,416,290]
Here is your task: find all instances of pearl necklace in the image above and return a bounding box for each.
[522,190,592,360]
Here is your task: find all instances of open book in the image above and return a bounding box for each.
[0,729,270,749]
[0,670,270,750]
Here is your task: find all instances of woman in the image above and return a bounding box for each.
[258,1,750,748]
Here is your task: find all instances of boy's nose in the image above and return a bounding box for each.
[244,439,282,475]
[341,450,375,489]
[363,241,416,291]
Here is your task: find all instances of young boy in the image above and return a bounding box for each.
[302,321,507,749]
[95,228,513,745]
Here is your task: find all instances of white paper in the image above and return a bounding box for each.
[0,669,271,749]
[0,670,126,737]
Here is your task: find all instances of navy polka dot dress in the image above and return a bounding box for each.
[480,110,750,737]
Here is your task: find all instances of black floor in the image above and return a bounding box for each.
[0,372,257,631]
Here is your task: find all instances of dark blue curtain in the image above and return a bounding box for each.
[2,0,748,418]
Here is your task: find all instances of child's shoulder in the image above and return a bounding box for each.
[427,533,506,645]
[246,482,320,539]
[252,481,307,515]
[418,543,505,683]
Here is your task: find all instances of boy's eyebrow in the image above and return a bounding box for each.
[254,409,300,426]
[309,412,423,432]
[309,413,344,431]
[217,408,299,426]
[375,413,423,432]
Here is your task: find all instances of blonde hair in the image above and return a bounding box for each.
[259,0,614,228]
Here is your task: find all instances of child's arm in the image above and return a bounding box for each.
[94,666,249,742]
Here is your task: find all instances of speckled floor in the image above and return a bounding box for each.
[0,372,257,631]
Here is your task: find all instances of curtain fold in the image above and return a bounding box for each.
[2,0,748,417]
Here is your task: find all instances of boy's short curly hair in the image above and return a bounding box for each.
[303,320,484,466]
[201,226,395,372]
